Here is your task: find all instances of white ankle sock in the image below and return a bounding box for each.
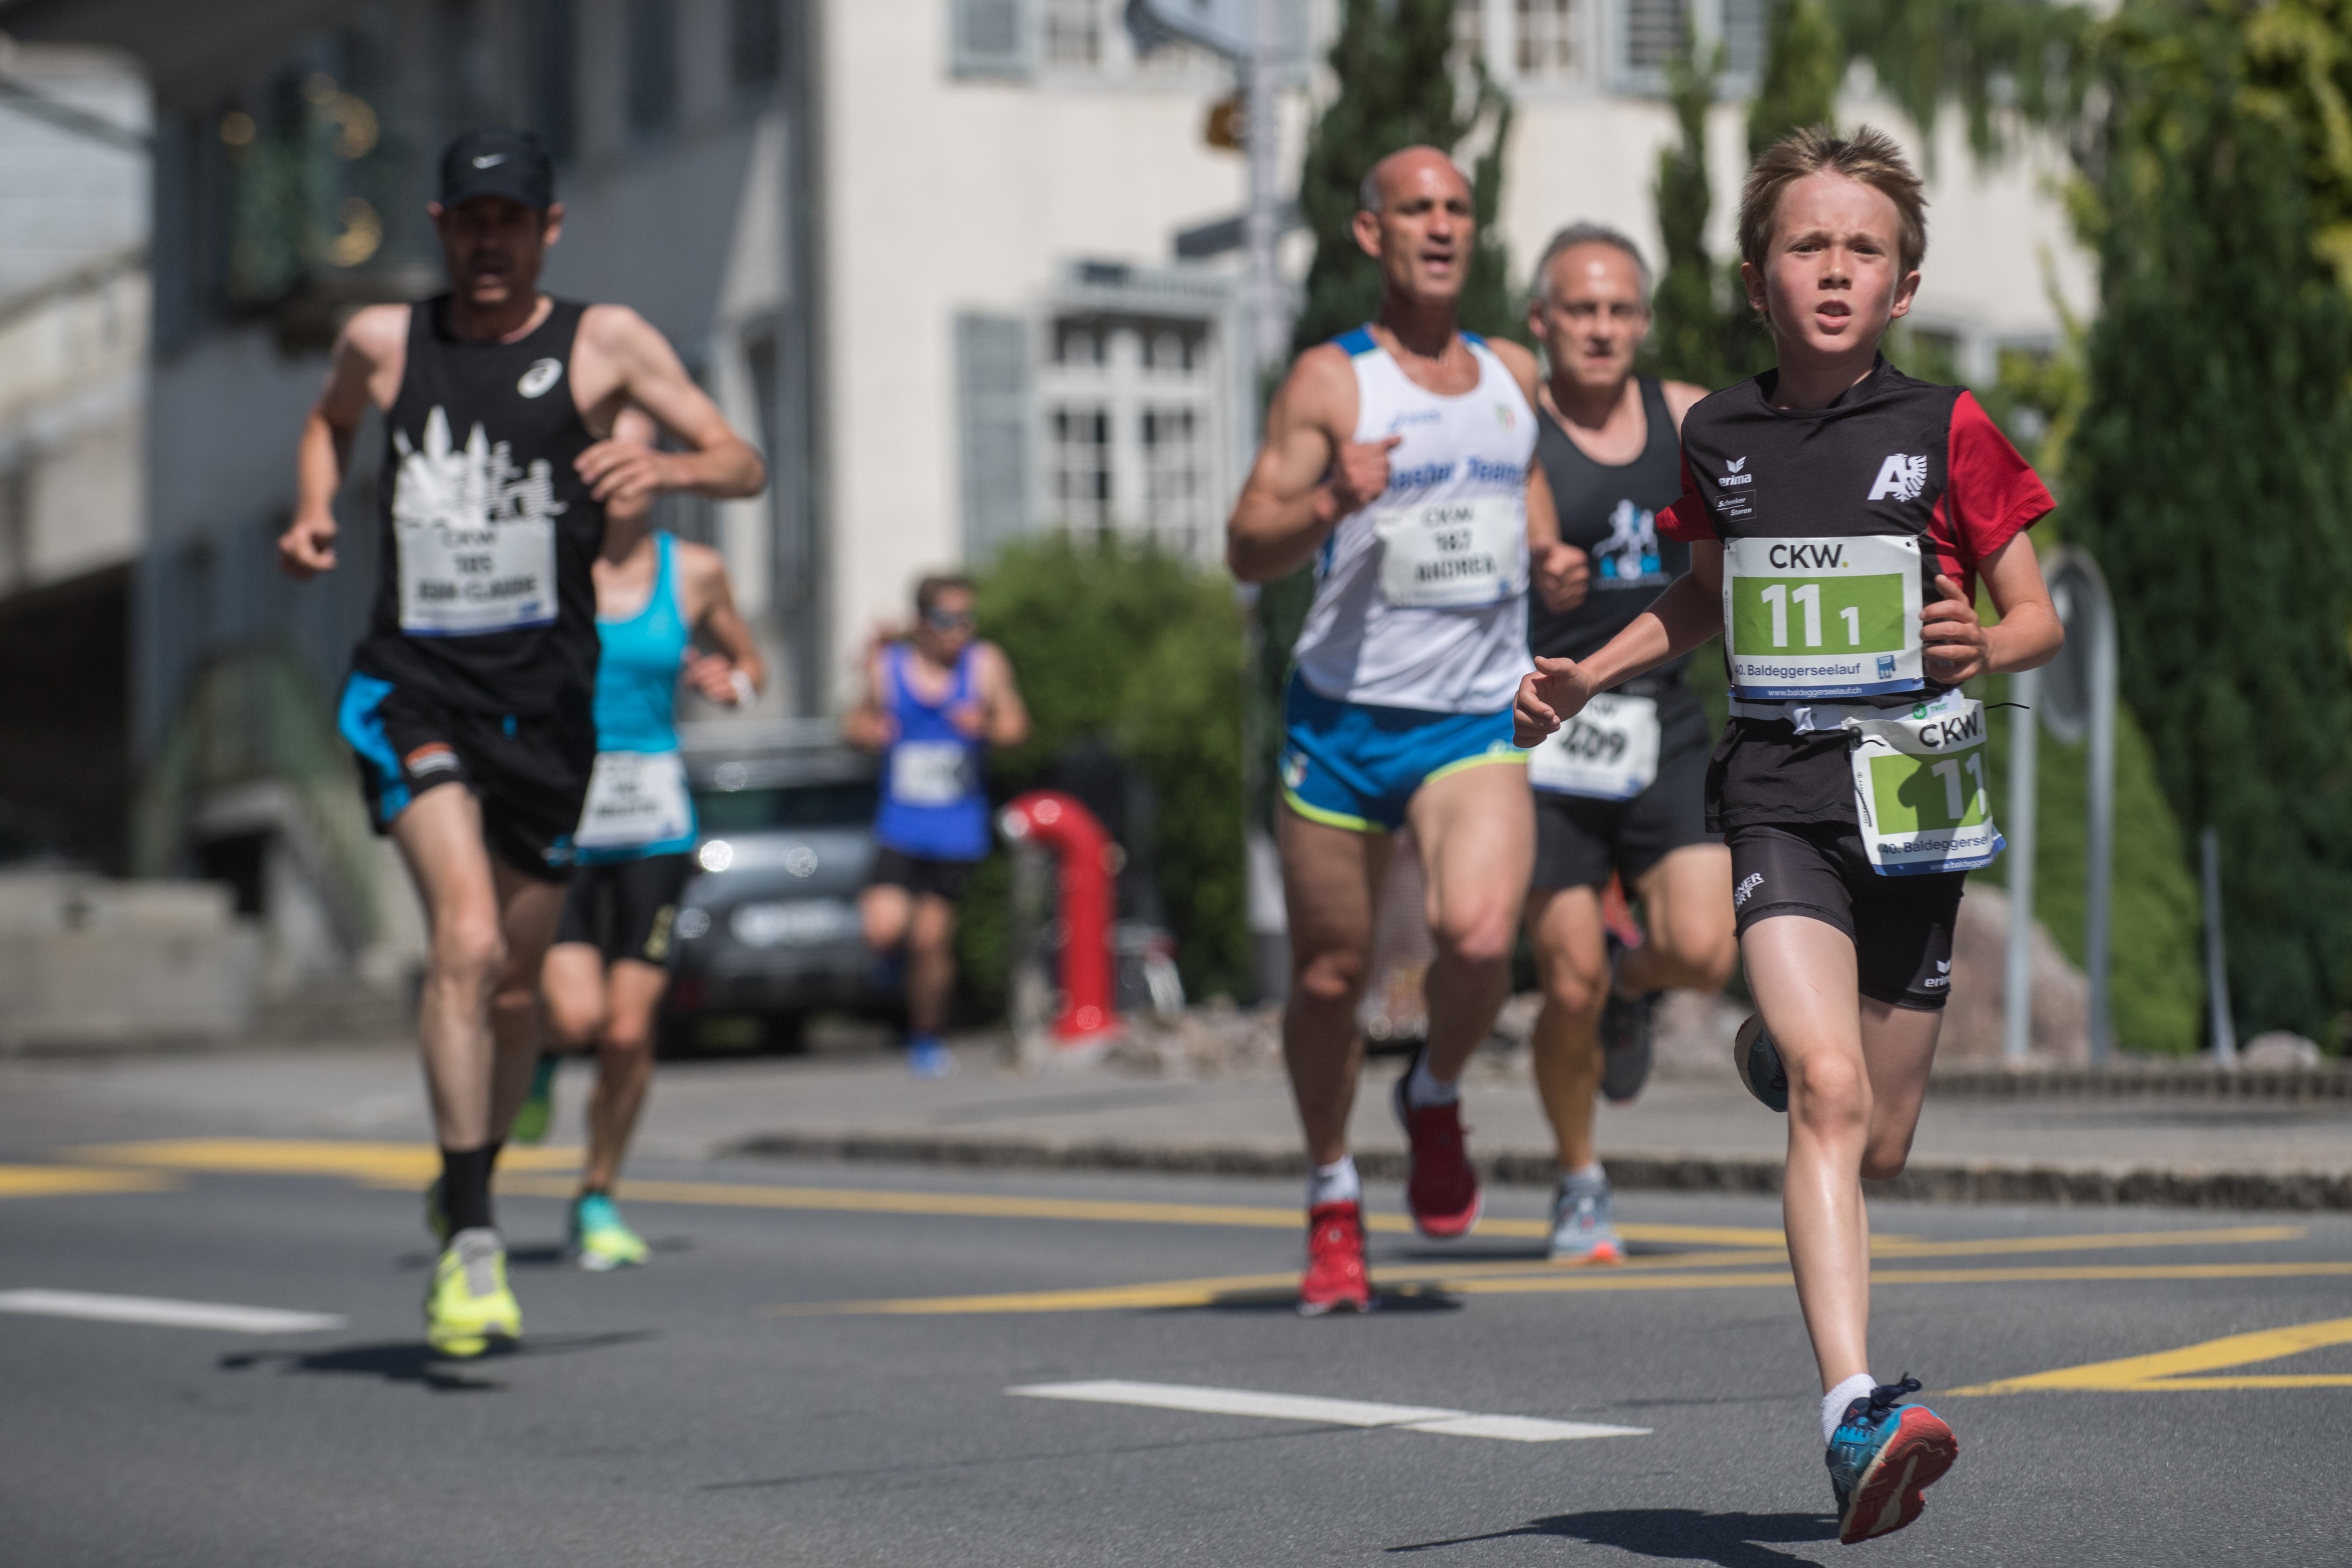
[1404,1058,1459,1108]
[1562,1160,1605,1186]
[1821,1373,1877,1444]
[1308,1156,1360,1208]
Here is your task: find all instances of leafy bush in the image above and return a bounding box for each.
[956,535,1249,1012]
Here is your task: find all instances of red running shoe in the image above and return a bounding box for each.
[1391,1055,1483,1239]
[1297,1200,1373,1317]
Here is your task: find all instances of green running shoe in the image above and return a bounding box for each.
[569,1192,649,1271]
[425,1228,520,1357]
[510,1055,559,1145]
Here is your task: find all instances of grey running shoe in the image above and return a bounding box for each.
[1548,1172,1625,1264]
[1733,1012,1789,1112]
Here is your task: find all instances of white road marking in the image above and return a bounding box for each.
[0,1289,346,1335]
[1007,1380,1648,1443]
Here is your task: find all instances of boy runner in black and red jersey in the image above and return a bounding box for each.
[277,130,766,1356]
[1518,223,1735,1264]
[1514,127,2062,1543]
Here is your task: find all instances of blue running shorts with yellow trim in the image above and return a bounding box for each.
[1279,675,1524,834]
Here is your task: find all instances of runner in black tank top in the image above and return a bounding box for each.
[1516,228,1734,1265]
[1513,130,2063,1545]
[275,129,768,1359]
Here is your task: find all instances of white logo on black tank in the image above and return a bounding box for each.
[1596,499,1665,584]
[1868,454,1929,503]
[516,358,563,398]
[390,405,566,636]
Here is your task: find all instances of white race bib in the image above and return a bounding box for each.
[1846,692,2005,876]
[573,751,693,850]
[890,740,972,806]
[1528,692,1662,801]
[391,406,564,636]
[1374,495,1523,608]
[1722,534,1924,699]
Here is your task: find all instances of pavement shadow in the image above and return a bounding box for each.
[1149,1284,1465,1316]
[1389,1509,1836,1566]
[218,1329,657,1395]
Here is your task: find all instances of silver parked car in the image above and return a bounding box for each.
[661,721,894,1053]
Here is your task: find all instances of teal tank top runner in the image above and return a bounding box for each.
[572,531,699,863]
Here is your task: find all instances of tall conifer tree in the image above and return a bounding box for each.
[2067,2,2352,1040]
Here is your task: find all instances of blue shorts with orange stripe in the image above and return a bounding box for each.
[1278,675,1524,834]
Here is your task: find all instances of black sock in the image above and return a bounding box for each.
[440,1144,496,1235]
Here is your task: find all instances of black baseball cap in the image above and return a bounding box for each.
[438,128,556,211]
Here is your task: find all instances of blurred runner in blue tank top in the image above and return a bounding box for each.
[843,574,1030,1076]
[527,407,765,1270]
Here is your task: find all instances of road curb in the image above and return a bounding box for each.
[723,1133,2352,1212]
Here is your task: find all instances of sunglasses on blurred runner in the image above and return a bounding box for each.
[923,609,976,630]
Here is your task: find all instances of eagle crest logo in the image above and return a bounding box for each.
[1867,453,1930,503]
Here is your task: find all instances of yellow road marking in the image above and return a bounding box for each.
[0,1165,179,1199]
[71,1139,579,1186]
[1949,1315,2352,1395]
[1871,1225,2306,1259]
[790,1260,2352,1317]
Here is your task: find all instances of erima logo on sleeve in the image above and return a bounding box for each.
[1720,456,1753,488]
[516,359,563,398]
[1867,454,1929,502]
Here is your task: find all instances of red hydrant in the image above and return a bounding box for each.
[998,789,1118,1044]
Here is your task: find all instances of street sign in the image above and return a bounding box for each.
[2040,550,2111,745]
[1125,0,1306,64]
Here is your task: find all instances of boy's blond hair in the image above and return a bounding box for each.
[1737,124,1928,279]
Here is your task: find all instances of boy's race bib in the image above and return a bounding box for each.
[1846,692,2005,876]
[573,751,693,850]
[1723,534,1923,699]
[1527,693,1662,802]
[1374,495,1523,608]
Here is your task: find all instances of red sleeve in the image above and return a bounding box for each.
[1928,391,2053,592]
[1658,451,1717,542]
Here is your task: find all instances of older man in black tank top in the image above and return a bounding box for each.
[276,130,766,1355]
[1520,226,1736,1262]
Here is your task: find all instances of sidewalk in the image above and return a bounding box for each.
[7,1032,2349,1210]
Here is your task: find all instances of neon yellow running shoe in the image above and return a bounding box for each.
[425,1229,521,1357]
[569,1193,649,1271]
[510,1055,559,1145]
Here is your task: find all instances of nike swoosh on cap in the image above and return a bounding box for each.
[472,153,506,169]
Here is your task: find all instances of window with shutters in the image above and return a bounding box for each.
[1620,0,1686,75]
[1037,312,1219,558]
[1515,0,1581,78]
[957,315,1034,560]
[949,0,1031,78]
[1041,0,1101,66]
[1453,0,1488,74]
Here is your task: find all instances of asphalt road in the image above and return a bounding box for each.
[3,1117,2348,1565]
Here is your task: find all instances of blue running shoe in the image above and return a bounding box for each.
[907,1037,954,1077]
[1733,1013,1788,1113]
[1826,1376,1958,1544]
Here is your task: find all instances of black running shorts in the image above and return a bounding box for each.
[555,853,695,968]
[866,846,976,903]
[1726,821,1965,1011]
[339,673,594,883]
[1531,682,1719,893]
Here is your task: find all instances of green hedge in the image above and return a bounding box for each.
[955,535,1250,1014]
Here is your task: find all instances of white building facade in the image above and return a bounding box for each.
[1,0,2088,962]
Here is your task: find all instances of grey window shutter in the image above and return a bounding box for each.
[957,314,1033,561]
[1619,0,1686,80]
[949,0,1032,78]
